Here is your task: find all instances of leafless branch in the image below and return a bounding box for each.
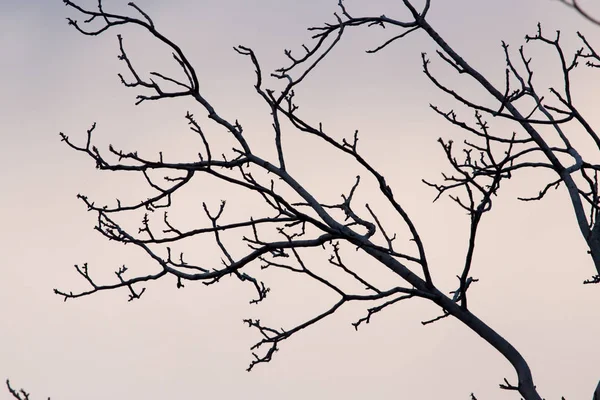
[6,380,49,400]
[52,2,600,399]
[557,0,600,26]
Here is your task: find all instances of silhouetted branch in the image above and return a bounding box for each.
[53,1,600,399]
[6,380,49,400]
[557,0,600,26]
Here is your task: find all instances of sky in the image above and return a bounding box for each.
[2,0,600,399]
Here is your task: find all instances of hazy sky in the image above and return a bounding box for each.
[2,1,600,399]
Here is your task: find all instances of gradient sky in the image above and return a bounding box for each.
[2,1,600,399]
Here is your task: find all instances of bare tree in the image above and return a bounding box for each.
[14,0,600,398]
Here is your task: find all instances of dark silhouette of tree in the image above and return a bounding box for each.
[9,0,600,399]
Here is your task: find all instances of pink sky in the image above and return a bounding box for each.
[2,0,600,399]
